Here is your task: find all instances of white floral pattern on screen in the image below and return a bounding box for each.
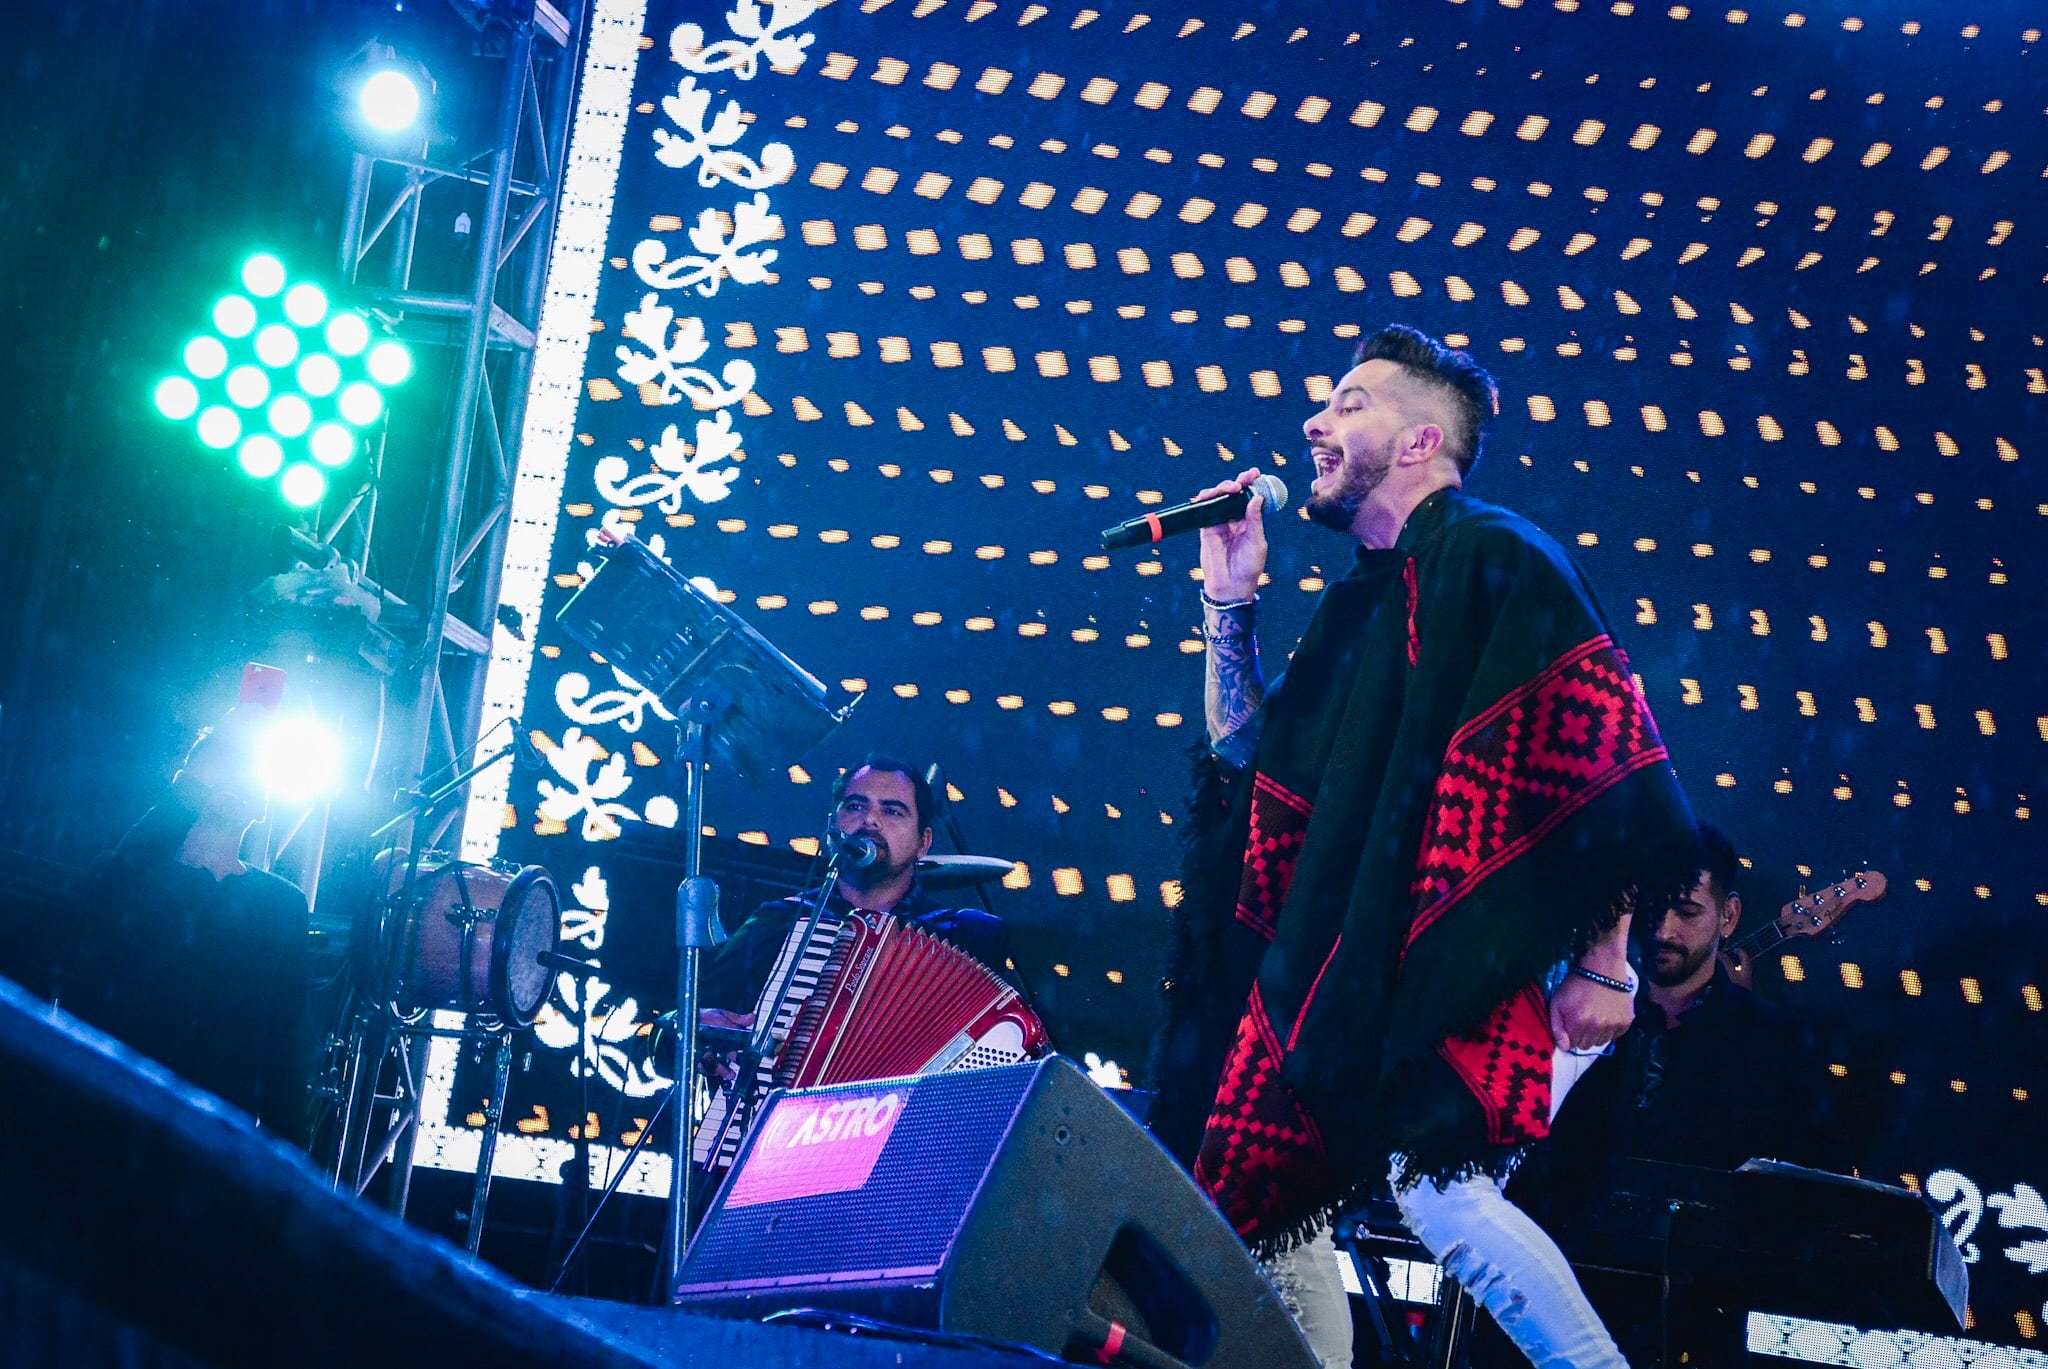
[439,0,813,1188]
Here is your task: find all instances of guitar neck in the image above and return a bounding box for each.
[1731,920,1793,959]
[1725,872,1883,968]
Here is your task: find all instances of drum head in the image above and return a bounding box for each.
[491,866,561,1028]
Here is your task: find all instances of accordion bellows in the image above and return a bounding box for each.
[695,910,1048,1169]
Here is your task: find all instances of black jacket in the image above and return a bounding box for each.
[1508,964,1844,1225]
[66,809,311,1147]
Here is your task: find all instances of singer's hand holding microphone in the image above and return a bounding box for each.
[1097,469,1283,605]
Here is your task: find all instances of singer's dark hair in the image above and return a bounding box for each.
[833,755,934,831]
[1352,324,1499,475]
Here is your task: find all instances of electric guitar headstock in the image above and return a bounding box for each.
[1722,869,1888,988]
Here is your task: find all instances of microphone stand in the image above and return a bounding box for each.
[699,841,857,1172]
[550,533,854,1302]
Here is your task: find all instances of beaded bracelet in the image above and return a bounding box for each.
[1200,590,1258,613]
[1569,964,1636,995]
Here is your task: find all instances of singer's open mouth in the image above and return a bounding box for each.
[1312,449,1339,478]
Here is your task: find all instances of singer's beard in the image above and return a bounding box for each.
[838,837,916,894]
[1645,938,1715,988]
[1305,444,1394,532]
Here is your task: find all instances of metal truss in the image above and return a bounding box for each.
[323,0,584,1221]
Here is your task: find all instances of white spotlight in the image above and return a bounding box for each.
[359,69,423,134]
[255,715,344,803]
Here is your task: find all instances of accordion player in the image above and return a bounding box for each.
[692,759,1046,1170]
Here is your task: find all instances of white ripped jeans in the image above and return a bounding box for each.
[1263,982,1630,1369]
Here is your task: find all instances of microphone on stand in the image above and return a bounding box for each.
[1100,473,1288,550]
[826,828,883,870]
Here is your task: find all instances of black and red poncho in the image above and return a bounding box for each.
[1149,487,1698,1250]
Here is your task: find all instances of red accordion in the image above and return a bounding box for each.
[779,913,1047,1086]
[694,910,1049,1169]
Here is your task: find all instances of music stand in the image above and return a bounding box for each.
[554,533,856,1299]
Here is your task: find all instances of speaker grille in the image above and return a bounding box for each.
[678,1065,1037,1294]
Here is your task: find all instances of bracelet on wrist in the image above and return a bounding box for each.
[1569,964,1636,995]
[1200,590,1258,613]
[1201,626,1251,646]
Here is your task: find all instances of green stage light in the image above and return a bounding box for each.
[337,382,383,425]
[325,313,369,356]
[268,394,313,437]
[255,323,300,367]
[154,376,200,421]
[283,283,328,328]
[225,364,271,408]
[309,423,354,467]
[213,295,257,338]
[160,256,400,509]
[239,435,285,479]
[280,464,328,508]
[241,254,287,298]
[197,406,241,449]
[184,336,229,379]
[366,341,413,386]
[297,354,341,397]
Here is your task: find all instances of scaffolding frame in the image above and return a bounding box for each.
[323,0,585,1238]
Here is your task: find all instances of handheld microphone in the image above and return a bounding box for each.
[827,828,883,870]
[1100,473,1288,551]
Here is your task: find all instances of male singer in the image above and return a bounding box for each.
[1148,325,1697,1367]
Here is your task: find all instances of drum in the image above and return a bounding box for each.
[363,852,560,1028]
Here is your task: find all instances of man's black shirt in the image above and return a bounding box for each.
[698,880,1009,1016]
[1511,963,1843,1226]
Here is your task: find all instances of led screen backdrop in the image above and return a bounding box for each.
[442,0,2044,1344]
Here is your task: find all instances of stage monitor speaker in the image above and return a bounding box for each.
[673,1056,1317,1369]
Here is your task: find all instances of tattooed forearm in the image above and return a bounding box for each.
[1203,605,1265,745]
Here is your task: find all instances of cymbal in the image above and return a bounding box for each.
[914,854,1016,889]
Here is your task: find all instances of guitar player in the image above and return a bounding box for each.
[1488,823,1854,1366]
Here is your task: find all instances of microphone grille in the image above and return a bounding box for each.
[1251,472,1290,512]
